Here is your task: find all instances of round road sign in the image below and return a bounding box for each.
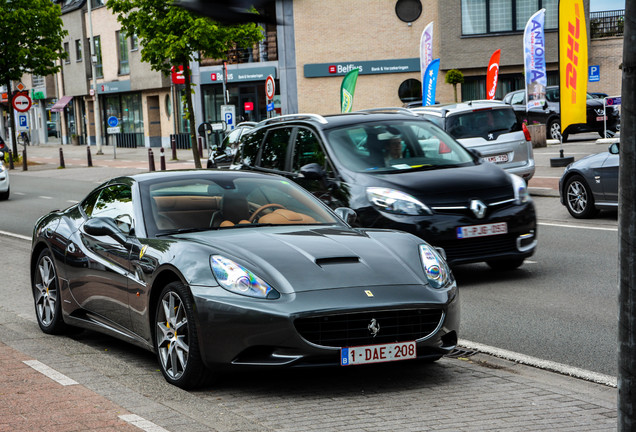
[265,75,275,100]
[12,93,32,112]
[108,116,119,127]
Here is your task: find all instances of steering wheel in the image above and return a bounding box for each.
[249,203,286,223]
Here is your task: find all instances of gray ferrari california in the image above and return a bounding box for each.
[31,170,459,388]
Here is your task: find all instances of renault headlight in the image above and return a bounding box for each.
[366,187,432,215]
[509,174,530,204]
[210,255,279,299]
[419,244,451,289]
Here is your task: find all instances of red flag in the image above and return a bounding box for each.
[486,49,501,100]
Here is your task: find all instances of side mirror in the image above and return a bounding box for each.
[84,217,127,245]
[543,101,548,110]
[609,142,619,155]
[334,207,357,225]
[300,163,326,181]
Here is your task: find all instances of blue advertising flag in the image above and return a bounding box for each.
[524,9,547,111]
[423,59,440,106]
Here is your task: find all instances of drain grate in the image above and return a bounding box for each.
[446,347,479,358]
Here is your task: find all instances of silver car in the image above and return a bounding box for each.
[0,161,9,201]
[410,101,535,181]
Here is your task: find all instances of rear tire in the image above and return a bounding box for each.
[564,175,599,218]
[486,258,525,271]
[599,129,616,139]
[154,282,212,389]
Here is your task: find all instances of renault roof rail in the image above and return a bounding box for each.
[356,107,419,116]
[258,113,328,125]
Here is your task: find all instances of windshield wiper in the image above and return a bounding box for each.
[156,227,210,237]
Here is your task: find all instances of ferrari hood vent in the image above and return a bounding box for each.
[315,256,360,267]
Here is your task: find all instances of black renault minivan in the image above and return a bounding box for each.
[229,110,537,269]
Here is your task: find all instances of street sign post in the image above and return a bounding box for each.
[221,105,235,131]
[12,92,32,112]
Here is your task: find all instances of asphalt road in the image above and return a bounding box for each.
[0,164,620,377]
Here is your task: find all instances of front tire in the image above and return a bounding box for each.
[564,175,599,218]
[548,120,568,142]
[0,186,9,200]
[32,249,67,334]
[486,258,525,271]
[154,282,210,389]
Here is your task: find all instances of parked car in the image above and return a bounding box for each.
[502,86,621,141]
[207,122,256,168]
[230,111,537,269]
[409,100,535,181]
[30,170,459,389]
[559,142,618,218]
[589,92,609,99]
[0,159,9,200]
[47,121,58,137]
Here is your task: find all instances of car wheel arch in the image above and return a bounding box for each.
[30,241,52,283]
[148,267,189,339]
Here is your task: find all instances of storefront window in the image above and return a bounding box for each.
[103,92,143,134]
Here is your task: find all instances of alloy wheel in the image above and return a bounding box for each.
[567,179,588,215]
[34,255,58,327]
[156,291,190,380]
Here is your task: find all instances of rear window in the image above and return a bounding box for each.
[445,108,520,139]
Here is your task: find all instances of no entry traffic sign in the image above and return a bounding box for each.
[12,92,32,112]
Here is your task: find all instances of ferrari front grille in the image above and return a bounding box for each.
[294,308,444,348]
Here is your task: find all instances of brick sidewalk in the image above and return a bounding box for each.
[0,342,139,432]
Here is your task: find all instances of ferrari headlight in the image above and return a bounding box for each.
[509,173,530,204]
[366,187,432,215]
[419,244,450,289]
[210,255,279,299]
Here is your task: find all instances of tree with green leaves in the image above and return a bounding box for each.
[107,0,264,168]
[445,69,464,103]
[0,0,67,155]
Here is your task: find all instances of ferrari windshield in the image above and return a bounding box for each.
[325,120,476,173]
[141,173,339,236]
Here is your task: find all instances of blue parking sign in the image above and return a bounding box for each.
[19,114,27,127]
[589,65,600,82]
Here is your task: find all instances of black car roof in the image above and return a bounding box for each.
[249,110,422,131]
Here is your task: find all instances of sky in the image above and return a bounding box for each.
[589,0,625,12]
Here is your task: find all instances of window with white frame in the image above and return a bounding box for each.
[462,0,557,35]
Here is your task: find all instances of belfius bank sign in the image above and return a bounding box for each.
[304,58,420,78]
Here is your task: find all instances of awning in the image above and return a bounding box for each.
[51,96,73,112]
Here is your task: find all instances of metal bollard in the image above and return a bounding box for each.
[22,147,28,171]
[160,147,166,171]
[8,150,14,170]
[148,148,156,172]
[198,136,203,159]
[59,147,65,169]
[87,146,93,167]
[171,136,177,160]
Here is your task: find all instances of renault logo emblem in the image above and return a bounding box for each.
[470,199,487,219]
[368,319,380,337]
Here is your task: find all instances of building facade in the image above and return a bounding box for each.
[2,0,624,149]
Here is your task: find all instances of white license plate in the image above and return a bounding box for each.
[484,154,509,163]
[457,222,508,239]
[596,116,607,121]
[341,341,416,366]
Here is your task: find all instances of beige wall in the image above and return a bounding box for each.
[588,37,623,97]
[293,0,455,113]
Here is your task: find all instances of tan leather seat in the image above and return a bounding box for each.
[258,209,316,225]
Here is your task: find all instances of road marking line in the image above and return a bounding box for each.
[67,200,78,204]
[539,221,617,232]
[119,414,170,432]
[23,360,78,386]
[39,196,53,199]
[459,339,617,388]
[0,230,30,241]
[14,192,25,195]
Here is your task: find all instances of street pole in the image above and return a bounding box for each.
[618,0,636,429]
[87,0,103,155]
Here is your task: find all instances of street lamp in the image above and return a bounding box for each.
[87,0,103,155]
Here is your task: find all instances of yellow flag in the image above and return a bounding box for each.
[559,0,588,134]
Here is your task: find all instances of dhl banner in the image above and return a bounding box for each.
[559,0,588,134]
